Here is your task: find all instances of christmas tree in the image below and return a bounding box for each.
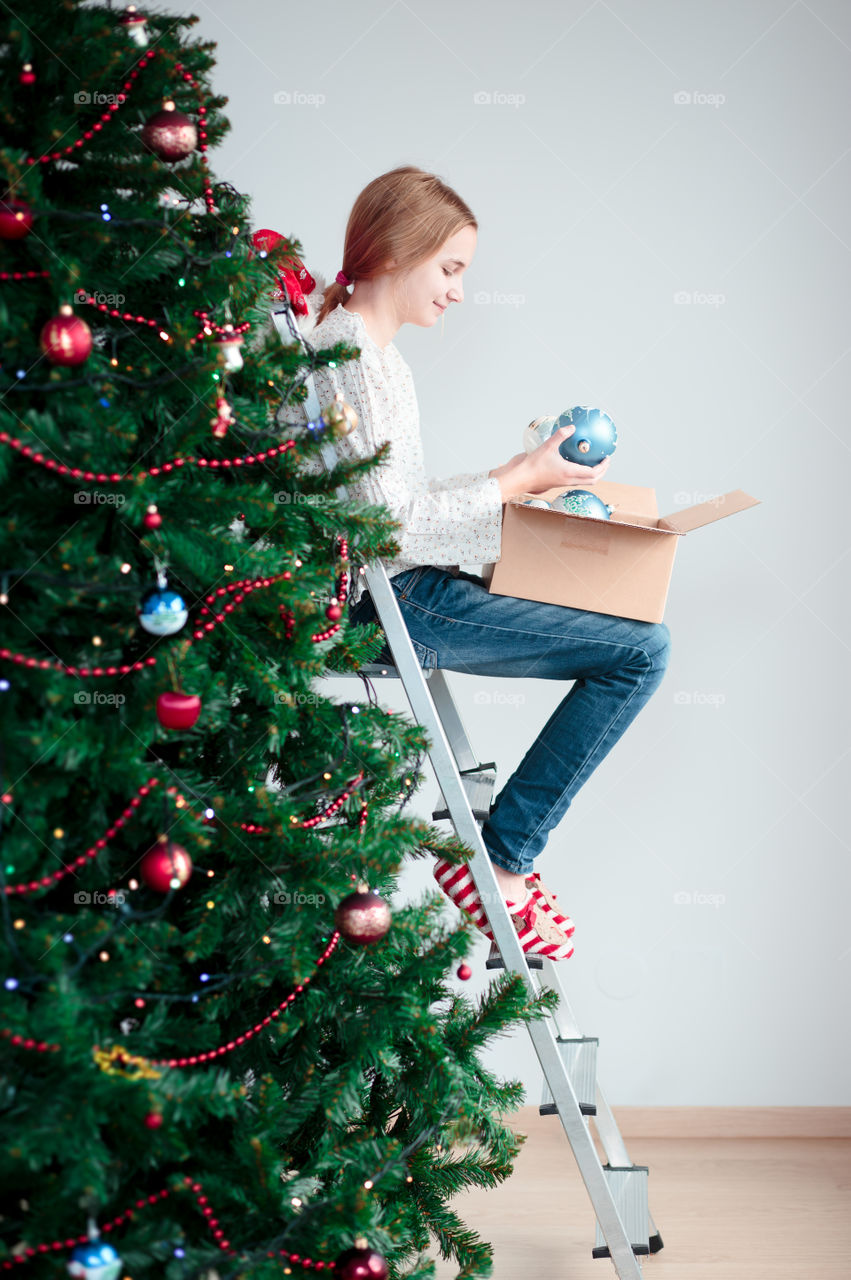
[0,5,556,1279]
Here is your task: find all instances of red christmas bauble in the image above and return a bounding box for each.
[140,836,193,892]
[143,504,162,530]
[0,200,33,239]
[325,604,342,621]
[156,691,201,730]
[457,963,473,980]
[141,102,198,161]
[334,1246,389,1280]
[334,889,391,945]
[19,63,36,85]
[39,306,92,366]
[144,1111,163,1129]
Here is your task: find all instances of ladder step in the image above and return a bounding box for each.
[540,1036,598,1117]
[432,763,497,821]
[325,662,434,680]
[591,1166,650,1259]
[485,940,543,970]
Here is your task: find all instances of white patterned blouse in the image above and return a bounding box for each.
[296,303,503,608]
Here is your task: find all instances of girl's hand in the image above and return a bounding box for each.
[520,425,610,495]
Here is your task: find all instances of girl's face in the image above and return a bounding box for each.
[392,224,477,329]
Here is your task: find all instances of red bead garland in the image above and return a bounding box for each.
[0,429,297,481]
[0,1176,335,1272]
[5,931,342,1072]
[311,538,349,643]
[23,51,217,215]
[190,310,252,346]
[2,777,161,896]
[0,559,350,677]
[0,270,51,281]
[79,291,163,334]
[147,933,340,1067]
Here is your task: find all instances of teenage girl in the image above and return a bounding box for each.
[301,165,671,961]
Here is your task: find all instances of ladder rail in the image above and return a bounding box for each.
[304,372,649,1278]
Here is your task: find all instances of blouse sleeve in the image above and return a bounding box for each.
[300,350,504,567]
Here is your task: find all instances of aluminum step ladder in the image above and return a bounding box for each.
[300,366,664,1277]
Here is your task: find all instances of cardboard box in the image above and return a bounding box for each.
[484,480,760,624]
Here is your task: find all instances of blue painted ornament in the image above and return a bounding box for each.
[523,407,617,467]
[522,497,551,509]
[551,489,614,521]
[137,569,188,637]
[67,1239,121,1280]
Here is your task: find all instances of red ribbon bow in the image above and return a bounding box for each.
[251,228,316,316]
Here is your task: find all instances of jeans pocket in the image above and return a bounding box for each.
[390,565,430,600]
[409,637,438,669]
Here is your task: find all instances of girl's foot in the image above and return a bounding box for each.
[433,859,575,960]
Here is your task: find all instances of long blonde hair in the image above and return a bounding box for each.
[316,165,477,326]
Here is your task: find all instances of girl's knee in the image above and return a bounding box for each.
[647,621,671,672]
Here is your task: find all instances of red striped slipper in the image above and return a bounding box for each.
[433,859,574,960]
[526,872,575,938]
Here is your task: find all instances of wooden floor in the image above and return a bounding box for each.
[430,1108,851,1278]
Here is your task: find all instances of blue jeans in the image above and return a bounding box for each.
[348,567,671,876]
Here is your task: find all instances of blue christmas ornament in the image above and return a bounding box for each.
[551,489,614,521]
[522,407,617,467]
[137,569,188,637]
[554,407,617,466]
[522,497,551,509]
[67,1239,121,1280]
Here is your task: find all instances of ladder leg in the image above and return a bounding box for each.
[356,564,649,1278]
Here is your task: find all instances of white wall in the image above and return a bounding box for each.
[191,0,851,1104]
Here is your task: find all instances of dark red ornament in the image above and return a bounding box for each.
[334,887,391,945]
[156,691,202,730]
[19,63,36,86]
[325,603,342,621]
[140,836,193,892]
[141,101,197,161]
[39,306,92,366]
[333,1245,389,1280]
[143,504,162,530]
[144,1111,163,1129]
[457,963,473,980]
[0,200,32,239]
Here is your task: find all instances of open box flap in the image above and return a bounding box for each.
[658,489,760,533]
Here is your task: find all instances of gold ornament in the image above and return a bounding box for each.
[93,1043,161,1079]
[322,392,358,437]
